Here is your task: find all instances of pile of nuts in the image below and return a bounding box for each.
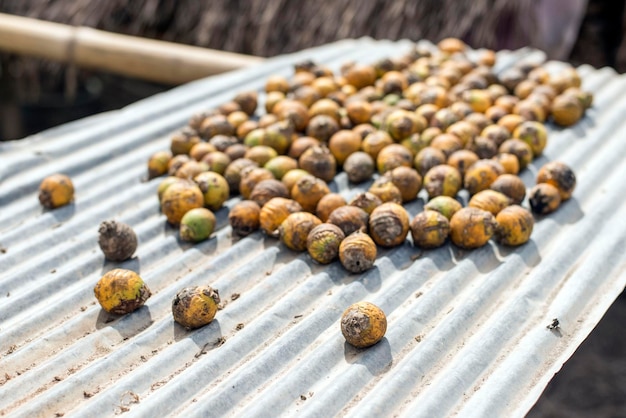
[148,37,588,278]
[38,38,592,339]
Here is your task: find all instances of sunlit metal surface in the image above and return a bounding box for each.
[1,38,625,418]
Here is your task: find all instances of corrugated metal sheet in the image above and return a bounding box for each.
[1,38,625,417]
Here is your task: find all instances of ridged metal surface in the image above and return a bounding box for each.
[1,38,625,418]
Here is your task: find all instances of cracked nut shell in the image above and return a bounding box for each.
[341,301,387,348]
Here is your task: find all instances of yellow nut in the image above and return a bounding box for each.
[94,269,151,315]
[341,301,387,348]
[38,173,74,209]
[172,285,220,329]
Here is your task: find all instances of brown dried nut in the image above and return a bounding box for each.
[449,207,497,249]
[446,120,478,147]
[536,161,576,200]
[94,269,151,315]
[369,202,410,247]
[170,127,201,156]
[341,301,387,347]
[339,231,377,273]
[493,153,520,175]
[499,67,526,92]
[387,166,422,203]
[299,146,337,183]
[259,114,280,129]
[430,108,460,131]
[343,151,375,184]
[265,75,290,93]
[470,136,498,160]
[346,100,373,125]
[244,128,268,148]
[468,189,511,215]
[176,160,208,180]
[237,120,259,139]
[464,112,491,132]
[224,158,258,193]
[423,164,462,199]
[360,130,393,161]
[199,114,235,139]
[148,150,173,179]
[193,171,229,211]
[189,143,217,162]
[464,159,504,196]
[562,87,593,110]
[382,109,418,140]
[291,174,330,212]
[328,205,370,236]
[188,110,219,131]
[227,110,249,129]
[429,134,463,159]
[306,114,340,142]
[349,192,383,215]
[438,37,466,53]
[415,103,439,121]
[496,205,534,246]
[244,145,278,167]
[239,167,274,200]
[551,94,584,127]
[249,179,290,207]
[259,197,302,236]
[344,64,377,89]
[38,173,75,209]
[497,114,525,134]
[275,100,310,131]
[218,101,241,116]
[265,92,286,115]
[288,136,320,159]
[481,124,511,147]
[309,98,341,121]
[484,106,508,123]
[369,176,403,204]
[449,101,474,119]
[414,146,447,177]
[325,130,359,165]
[490,174,526,205]
[201,151,231,175]
[528,183,561,214]
[229,200,261,236]
[209,134,238,152]
[224,144,249,161]
[498,139,533,170]
[161,180,204,225]
[380,71,409,95]
[316,193,347,222]
[306,223,345,264]
[263,156,298,180]
[172,285,220,330]
[410,210,450,248]
[400,132,429,157]
[375,144,412,174]
[494,95,519,112]
[168,154,191,176]
[352,123,377,140]
[281,168,310,192]
[279,212,322,252]
[98,220,138,261]
[513,121,548,156]
[424,196,463,220]
[447,149,479,178]
[230,91,257,116]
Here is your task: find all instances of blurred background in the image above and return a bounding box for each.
[1,0,625,415]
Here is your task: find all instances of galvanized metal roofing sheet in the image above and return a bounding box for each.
[1,38,625,418]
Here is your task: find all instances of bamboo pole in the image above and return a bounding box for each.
[0,13,264,85]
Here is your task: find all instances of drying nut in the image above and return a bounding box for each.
[536,161,576,201]
[94,269,151,315]
[172,285,220,329]
[496,205,534,246]
[339,231,377,273]
[341,301,387,348]
[38,173,74,209]
[160,180,204,225]
[449,207,497,249]
[279,212,322,251]
[228,200,261,237]
[307,223,345,264]
[528,183,561,214]
[98,220,138,261]
[180,208,216,243]
[410,210,450,248]
[369,202,410,247]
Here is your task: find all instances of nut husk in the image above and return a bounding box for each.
[410,210,450,248]
[536,161,576,201]
[98,220,138,261]
[423,164,462,199]
[94,269,151,315]
[343,151,375,183]
[161,180,204,225]
[229,200,261,237]
[291,174,331,212]
[279,212,322,251]
[496,205,534,246]
[369,202,410,247]
[339,231,377,273]
[449,207,497,249]
[341,301,387,348]
[316,193,347,222]
[468,189,511,215]
[328,205,370,236]
[172,285,220,329]
[39,173,75,209]
[528,183,561,214]
[249,179,290,207]
[306,223,345,264]
[259,197,302,236]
